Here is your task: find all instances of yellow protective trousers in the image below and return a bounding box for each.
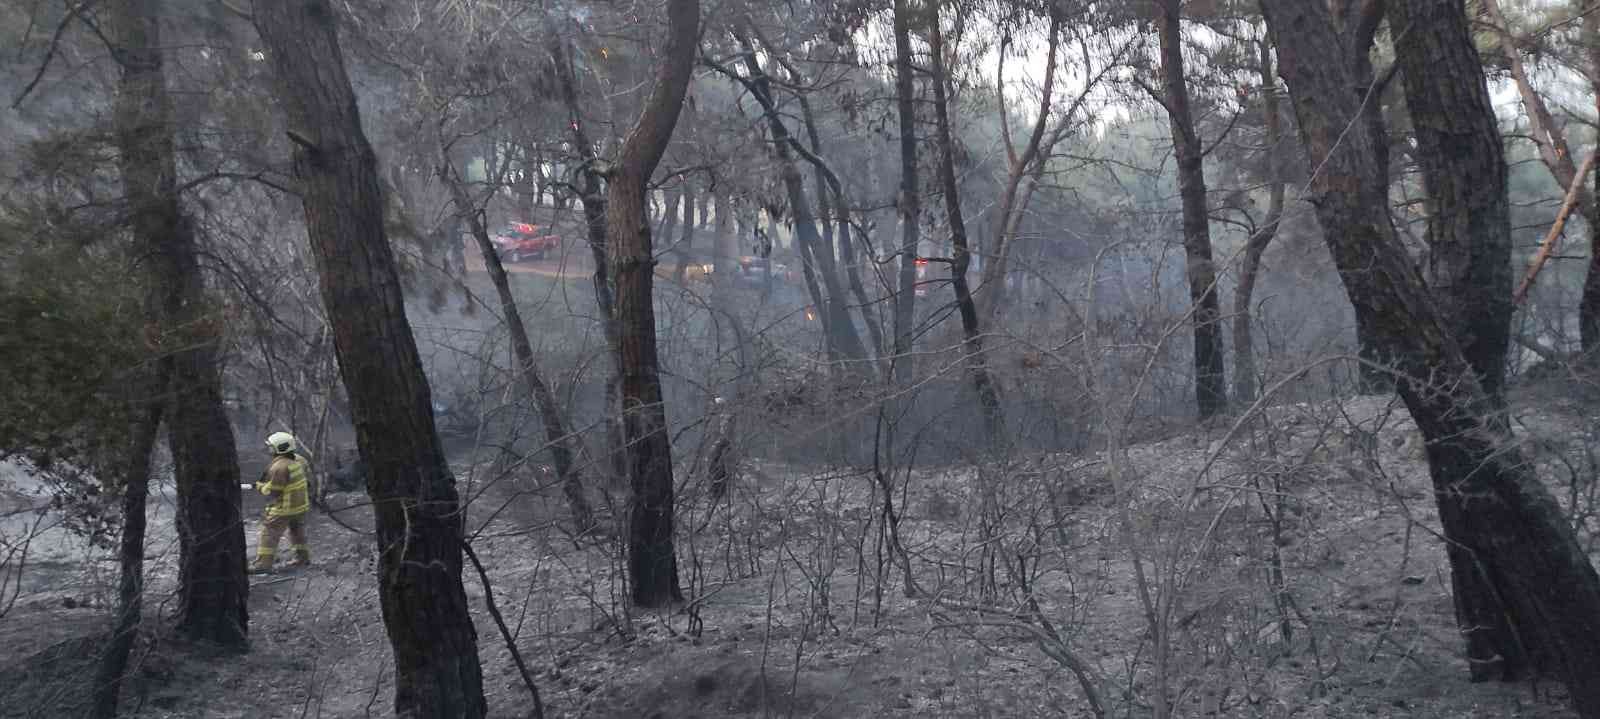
[256,513,309,564]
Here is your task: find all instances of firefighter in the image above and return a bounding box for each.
[248,431,311,574]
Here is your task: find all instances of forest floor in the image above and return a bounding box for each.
[1,380,1596,718]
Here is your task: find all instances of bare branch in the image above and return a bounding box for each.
[11,0,99,109]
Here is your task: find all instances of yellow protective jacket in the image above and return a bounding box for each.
[257,454,311,519]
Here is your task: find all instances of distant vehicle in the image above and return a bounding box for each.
[491,222,561,262]
[733,256,796,288]
[681,255,796,288]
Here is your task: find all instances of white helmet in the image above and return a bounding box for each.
[265,431,298,455]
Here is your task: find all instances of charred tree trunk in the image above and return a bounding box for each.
[930,4,1003,445]
[581,169,627,489]
[1233,39,1286,405]
[1263,2,1600,714]
[111,0,246,648]
[605,0,699,608]
[791,220,836,359]
[774,76,887,362]
[838,210,886,359]
[1388,0,1513,400]
[720,35,868,362]
[443,161,595,534]
[796,82,888,368]
[1156,0,1227,419]
[91,389,162,719]
[549,36,627,489]
[165,212,249,646]
[1333,0,1397,395]
[890,0,922,384]
[1328,0,1395,394]
[254,2,487,715]
[790,79,868,368]
[1388,0,1523,678]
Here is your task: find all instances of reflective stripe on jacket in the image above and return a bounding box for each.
[258,454,311,518]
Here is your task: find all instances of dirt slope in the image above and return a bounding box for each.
[1,384,1594,717]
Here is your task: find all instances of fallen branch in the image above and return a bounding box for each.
[1515,150,1598,304]
[462,541,545,719]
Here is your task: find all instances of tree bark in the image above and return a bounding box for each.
[929,2,1003,446]
[254,2,487,715]
[442,161,595,534]
[1232,38,1286,405]
[1388,0,1514,400]
[605,0,699,608]
[1156,0,1227,419]
[1263,2,1600,713]
[111,0,247,648]
[1388,0,1523,678]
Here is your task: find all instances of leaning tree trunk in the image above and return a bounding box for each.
[91,389,162,719]
[1233,38,1286,405]
[111,0,246,648]
[725,34,867,363]
[1156,0,1227,419]
[1387,0,1514,403]
[605,0,699,608]
[1388,0,1525,678]
[775,83,887,362]
[443,161,595,534]
[749,28,880,371]
[255,2,487,715]
[1263,2,1600,715]
[929,4,1003,446]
